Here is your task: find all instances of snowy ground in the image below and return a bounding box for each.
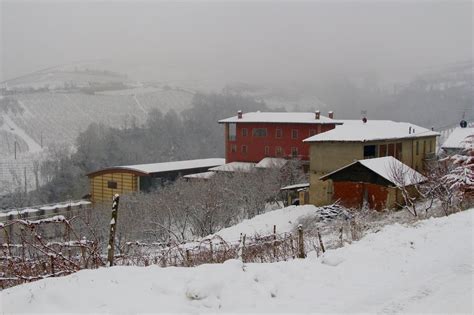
[211,205,317,241]
[2,208,472,313]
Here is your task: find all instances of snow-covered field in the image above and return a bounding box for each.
[2,208,472,313]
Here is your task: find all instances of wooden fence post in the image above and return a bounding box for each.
[317,228,325,253]
[273,225,277,260]
[107,194,120,267]
[237,233,246,262]
[209,240,214,263]
[186,249,191,267]
[339,226,344,247]
[297,224,306,258]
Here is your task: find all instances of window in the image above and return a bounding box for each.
[252,128,267,137]
[291,147,298,158]
[242,128,248,137]
[379,144,387,157]
[242,145,248,154]
[275,146,283,157]
[291,129,298,139]
[388,143,395,157]
[276,128,283,138]
[230,144,237,153]
[228,123,236,141]
[363,145,376,159]
[416,141,419,155]
[264,146,270,156]
[309,129,317,137]
[107,181,118,189]
[396,143,402,160]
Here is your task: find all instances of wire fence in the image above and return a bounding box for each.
[0,215,321,289]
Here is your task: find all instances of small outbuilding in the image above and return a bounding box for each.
[320,156,425,211]
[87,158,225,203]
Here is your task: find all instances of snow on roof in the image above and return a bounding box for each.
[255,157,288,169]
[321,156,426,186]
[95,158,225,175]
[218,112,343,124]
[183,171,216,180]
[209,162,256,173]
[303,120,439,142]
[441,128,474,149]
[280,183,310,191]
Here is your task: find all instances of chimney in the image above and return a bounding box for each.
[328,111,334,119]
[362,117,367,124]
[237,110,243,119]
[315,110,320,120]
[409,126,412,134]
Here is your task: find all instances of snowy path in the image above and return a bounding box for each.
[133,94,147,115]
[0,114,42,153]
[1,209,472,313]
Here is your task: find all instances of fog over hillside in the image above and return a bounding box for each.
[1,1,472,88]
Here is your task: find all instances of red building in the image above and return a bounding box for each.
[218,111,341,163]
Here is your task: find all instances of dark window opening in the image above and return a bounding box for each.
[242,145,248,154]
[253,128,268,137]
[242,128,248,136]
[276,128,283,138]
[388,143,395,157]
[291,129,298,139]
[291,147,298,158]
[108,181,118,189]
[275,146,283,157]
[265,146,270,156]
[231,144,237,153]
[379,144,387,157]
[364,145,376,159]
[396,143,402,160]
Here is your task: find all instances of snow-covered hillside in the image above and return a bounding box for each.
[2,209,472,313]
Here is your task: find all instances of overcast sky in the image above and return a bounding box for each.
[1,0,472,86]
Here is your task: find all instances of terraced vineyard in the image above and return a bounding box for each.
[9,89,193,147]
[0,88,194,193]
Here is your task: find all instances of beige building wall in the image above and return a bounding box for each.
[309,136,437,206]
[90,172,138,204]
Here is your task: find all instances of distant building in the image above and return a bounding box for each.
[441,127,473,155]
[320,156,425,211]
[218,111,342,164]
[303,119,439,206]
[87,158,225,203]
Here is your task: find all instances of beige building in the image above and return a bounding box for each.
[303,119,439,206]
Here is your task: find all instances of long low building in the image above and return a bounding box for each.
[87,158,225,203]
